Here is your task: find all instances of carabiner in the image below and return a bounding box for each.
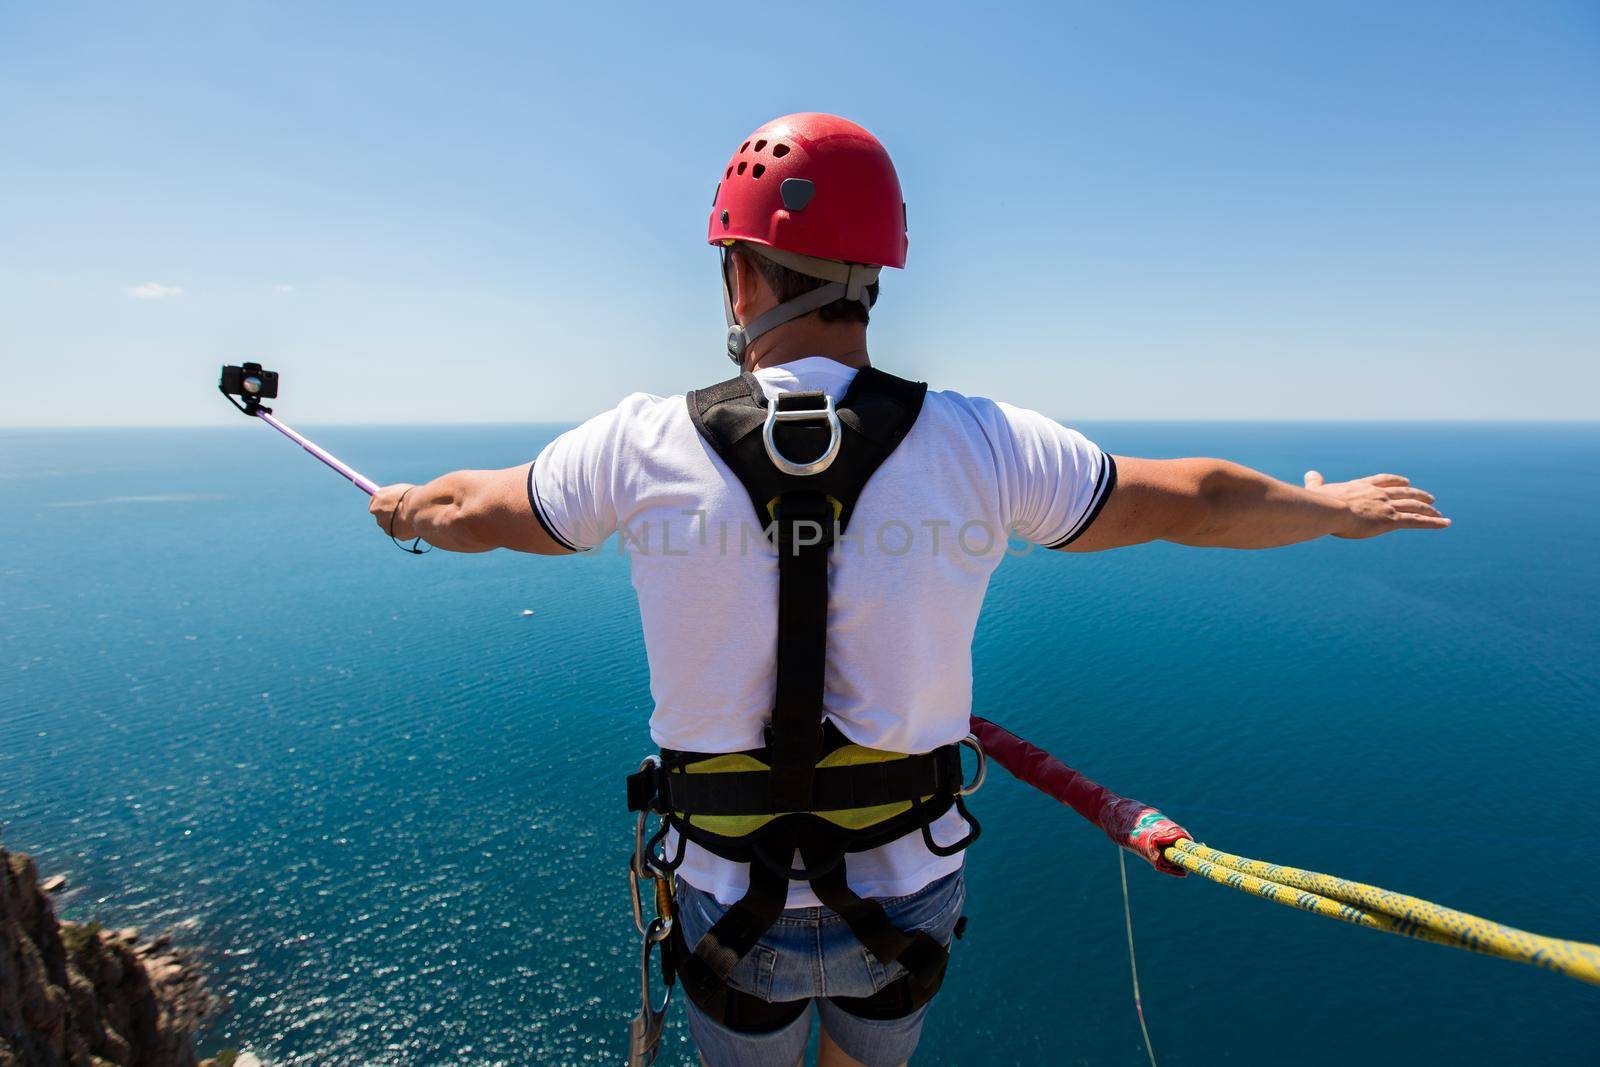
[626,916,672,1066]
[629,799,675,940]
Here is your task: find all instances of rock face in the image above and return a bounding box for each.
[0,844,220,1067]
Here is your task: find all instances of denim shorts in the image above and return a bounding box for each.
[676,868,966,1067]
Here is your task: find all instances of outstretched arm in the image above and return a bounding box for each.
[1064,458,1449,552]
[367,464,574,555]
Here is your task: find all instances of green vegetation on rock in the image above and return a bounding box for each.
[60,920,103,955]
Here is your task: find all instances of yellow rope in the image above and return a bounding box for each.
[1162,839,1600,987]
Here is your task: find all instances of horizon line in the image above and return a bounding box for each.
[5,417,1600,432]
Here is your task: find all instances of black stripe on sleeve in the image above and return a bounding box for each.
[526,462,583,553]
[1049,451,1118,550]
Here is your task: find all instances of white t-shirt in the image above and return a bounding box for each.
[531,357,1113,906]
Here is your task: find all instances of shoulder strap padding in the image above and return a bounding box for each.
[686,366,928,533]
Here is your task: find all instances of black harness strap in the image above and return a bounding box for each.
[675,835,793,1020]
[687,368,927,811]
[797,828,950,1004]
[771,488,833,809]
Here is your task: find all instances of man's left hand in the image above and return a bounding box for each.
[1304,470,1450,538]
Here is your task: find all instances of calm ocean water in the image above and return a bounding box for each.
[3,421,1598,1065]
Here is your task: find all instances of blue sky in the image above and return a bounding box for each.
[2,1,1595,426]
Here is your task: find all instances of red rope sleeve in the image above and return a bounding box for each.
[969,716,1188,876]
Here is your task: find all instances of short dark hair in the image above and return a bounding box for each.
[745,250,878,325]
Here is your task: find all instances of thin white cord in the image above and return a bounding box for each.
[1119,847,1159,1067]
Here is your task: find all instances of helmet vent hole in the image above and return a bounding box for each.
[754,139,767,152]
[740,141,750,153]
[725,166,732,179]
[737,161,747,175]
[751,164,765,178]
[772,144,790,158]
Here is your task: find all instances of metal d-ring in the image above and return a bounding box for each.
[957,733,987,797]
[762,394,842,476]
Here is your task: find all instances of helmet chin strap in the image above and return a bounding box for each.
[721,244,880,367]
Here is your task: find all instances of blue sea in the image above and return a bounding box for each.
[3,421,1598,1065]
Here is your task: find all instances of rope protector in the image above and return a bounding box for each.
[975,716,1600,987]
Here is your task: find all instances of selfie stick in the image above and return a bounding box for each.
[254,409,379,496]
[218,363,379,496]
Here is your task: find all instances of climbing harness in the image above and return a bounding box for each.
[624,367,985,1044]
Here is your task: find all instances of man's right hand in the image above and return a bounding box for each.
[369,482,419,541]
[1303,470,1451,538]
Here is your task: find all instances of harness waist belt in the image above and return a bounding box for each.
[638,745,962,817]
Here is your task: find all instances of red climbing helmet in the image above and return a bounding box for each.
[708,113,907,269]
[710,114,907,363]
